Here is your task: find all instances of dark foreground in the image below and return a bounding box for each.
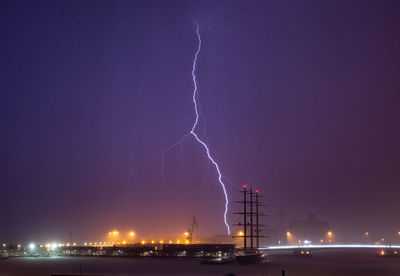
[1,249,400,276]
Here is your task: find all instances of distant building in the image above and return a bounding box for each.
[286,214,332,245]
[264,226,285,246]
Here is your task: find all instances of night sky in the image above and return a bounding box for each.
[1,0,400,244]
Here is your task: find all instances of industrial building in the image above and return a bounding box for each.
[286,214,331,245]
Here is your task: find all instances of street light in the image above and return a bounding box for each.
[286,232,292,244]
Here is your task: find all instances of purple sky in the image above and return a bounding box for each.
[1,0,400,244]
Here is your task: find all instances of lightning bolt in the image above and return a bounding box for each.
[161,23,231,235]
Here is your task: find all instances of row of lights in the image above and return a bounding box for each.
[286,231,333,237]
[81,240,190,246]
[106,230,191,245]
[364,232,400,237]
[286,231,334,244]
[107,231,135,237]
[23,229,193,249]
[28,242,68,250]
[22,230,400,250]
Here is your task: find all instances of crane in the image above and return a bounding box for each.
[186,216,198,243]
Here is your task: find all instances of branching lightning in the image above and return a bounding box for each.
[161,23,231,235]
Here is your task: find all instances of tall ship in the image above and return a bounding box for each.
[234,185,266,264]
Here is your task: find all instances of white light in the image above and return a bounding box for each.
[263,244,400,250]
[51,243,58,250]
[29,243,36,250]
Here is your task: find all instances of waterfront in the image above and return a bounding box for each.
[1,249,400,276]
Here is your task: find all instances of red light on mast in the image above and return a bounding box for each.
[256,190,259,193]
[243,184,247,188]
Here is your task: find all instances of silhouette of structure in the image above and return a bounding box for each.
[233,185,267,250]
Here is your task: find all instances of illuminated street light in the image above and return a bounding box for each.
[327,231,333,237]
[184,232,189,236]
[238,231,244,236]
[29,243,36,250]
[141,240,145,245]
[129,231,135,237]
[286,232,292,237]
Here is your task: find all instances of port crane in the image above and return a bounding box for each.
[186,216,198,243]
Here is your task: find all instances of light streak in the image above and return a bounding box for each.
[161,23,230,234]
[263,244,400,250]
